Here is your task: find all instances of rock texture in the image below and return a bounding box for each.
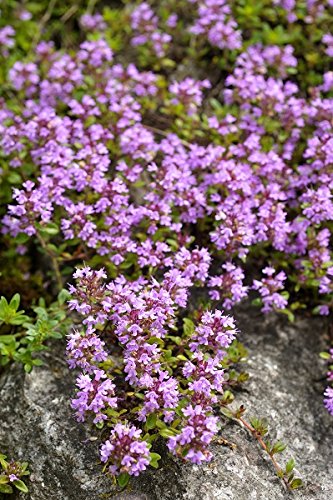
[0,304,332,500]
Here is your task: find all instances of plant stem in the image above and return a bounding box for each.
[239,416,289,489]
[35,232,63,292]
[61,5,79,23]
[143,124,191,147]
[86,0,98,15]
[33,0,58,46]
[225,407,290,491]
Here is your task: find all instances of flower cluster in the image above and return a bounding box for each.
[130,2,172,57]
[0,25,15,54]
[322,349,333,416]
[324,387,333,415]
[80,13,106,32]
[189,0,242,50]
[208,262,248,309]
[71,369,117,424]
[169,78,211,116]
[168,404,219,464]
[66,266,235,469]
[66,327,108,372]
[1,30,332,323]
[129,0,242,55]
[252,267,288,313]
[100,424,150,476]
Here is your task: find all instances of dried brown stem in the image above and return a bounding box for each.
[225,407,290,491]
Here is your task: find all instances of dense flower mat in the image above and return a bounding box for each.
[0,0,332,493]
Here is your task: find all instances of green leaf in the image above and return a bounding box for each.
[9,293,20,310]
[0,455,8,470]
[176,354,188,361]
[39,223,59,236]
[0,483,13,494]
[0,475,9,484]
[117,472,130,489]
[9,315,30,326]
[0,335,16,344]
[319,352,331,360]
[0,295,29,325]
[32,359,44,367]
[249,417,268,435]
[155,418,167,429]
[13,479,29,493]
[149,452,161,469]
[271,441,287,454]
[57,289,71,305]
[159,428,178,438]
[145,413,157,430]
[147,336,164,347]
[20,462,29,473]
[8,172,22,184]
[290,478,303,489]
[165,238,178,251]
[278,308,295,323]
[221,390,234,405]
[50,331,62,339]
[183,318,195,336]
[237,372,249,383]
[220,407,233,419]
[285,458,295,474]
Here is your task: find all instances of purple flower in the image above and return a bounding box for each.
[168,404,218,464]
[66,326,108,372]
[323,33,333,57]
[138,371,180,422]
[0,26,15,51]
[190,0,242,51]
[169,78,211,116]
[252,267,288,313]
[72,369,117,424]
[100,423,150,476]
[130,2,172,57]
[80,13,106,32]
[208,262,248,308]
[324,387,333,415]
[189,310,237,359]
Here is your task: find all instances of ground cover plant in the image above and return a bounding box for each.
[0,0,332,494]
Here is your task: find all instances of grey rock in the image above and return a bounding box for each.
[0,350,114,500]
[0,304,332,500]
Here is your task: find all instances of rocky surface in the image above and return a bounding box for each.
[0,304,332,500]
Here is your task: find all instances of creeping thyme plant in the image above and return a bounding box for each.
[0,0,333,492]
[0,453,29,495]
